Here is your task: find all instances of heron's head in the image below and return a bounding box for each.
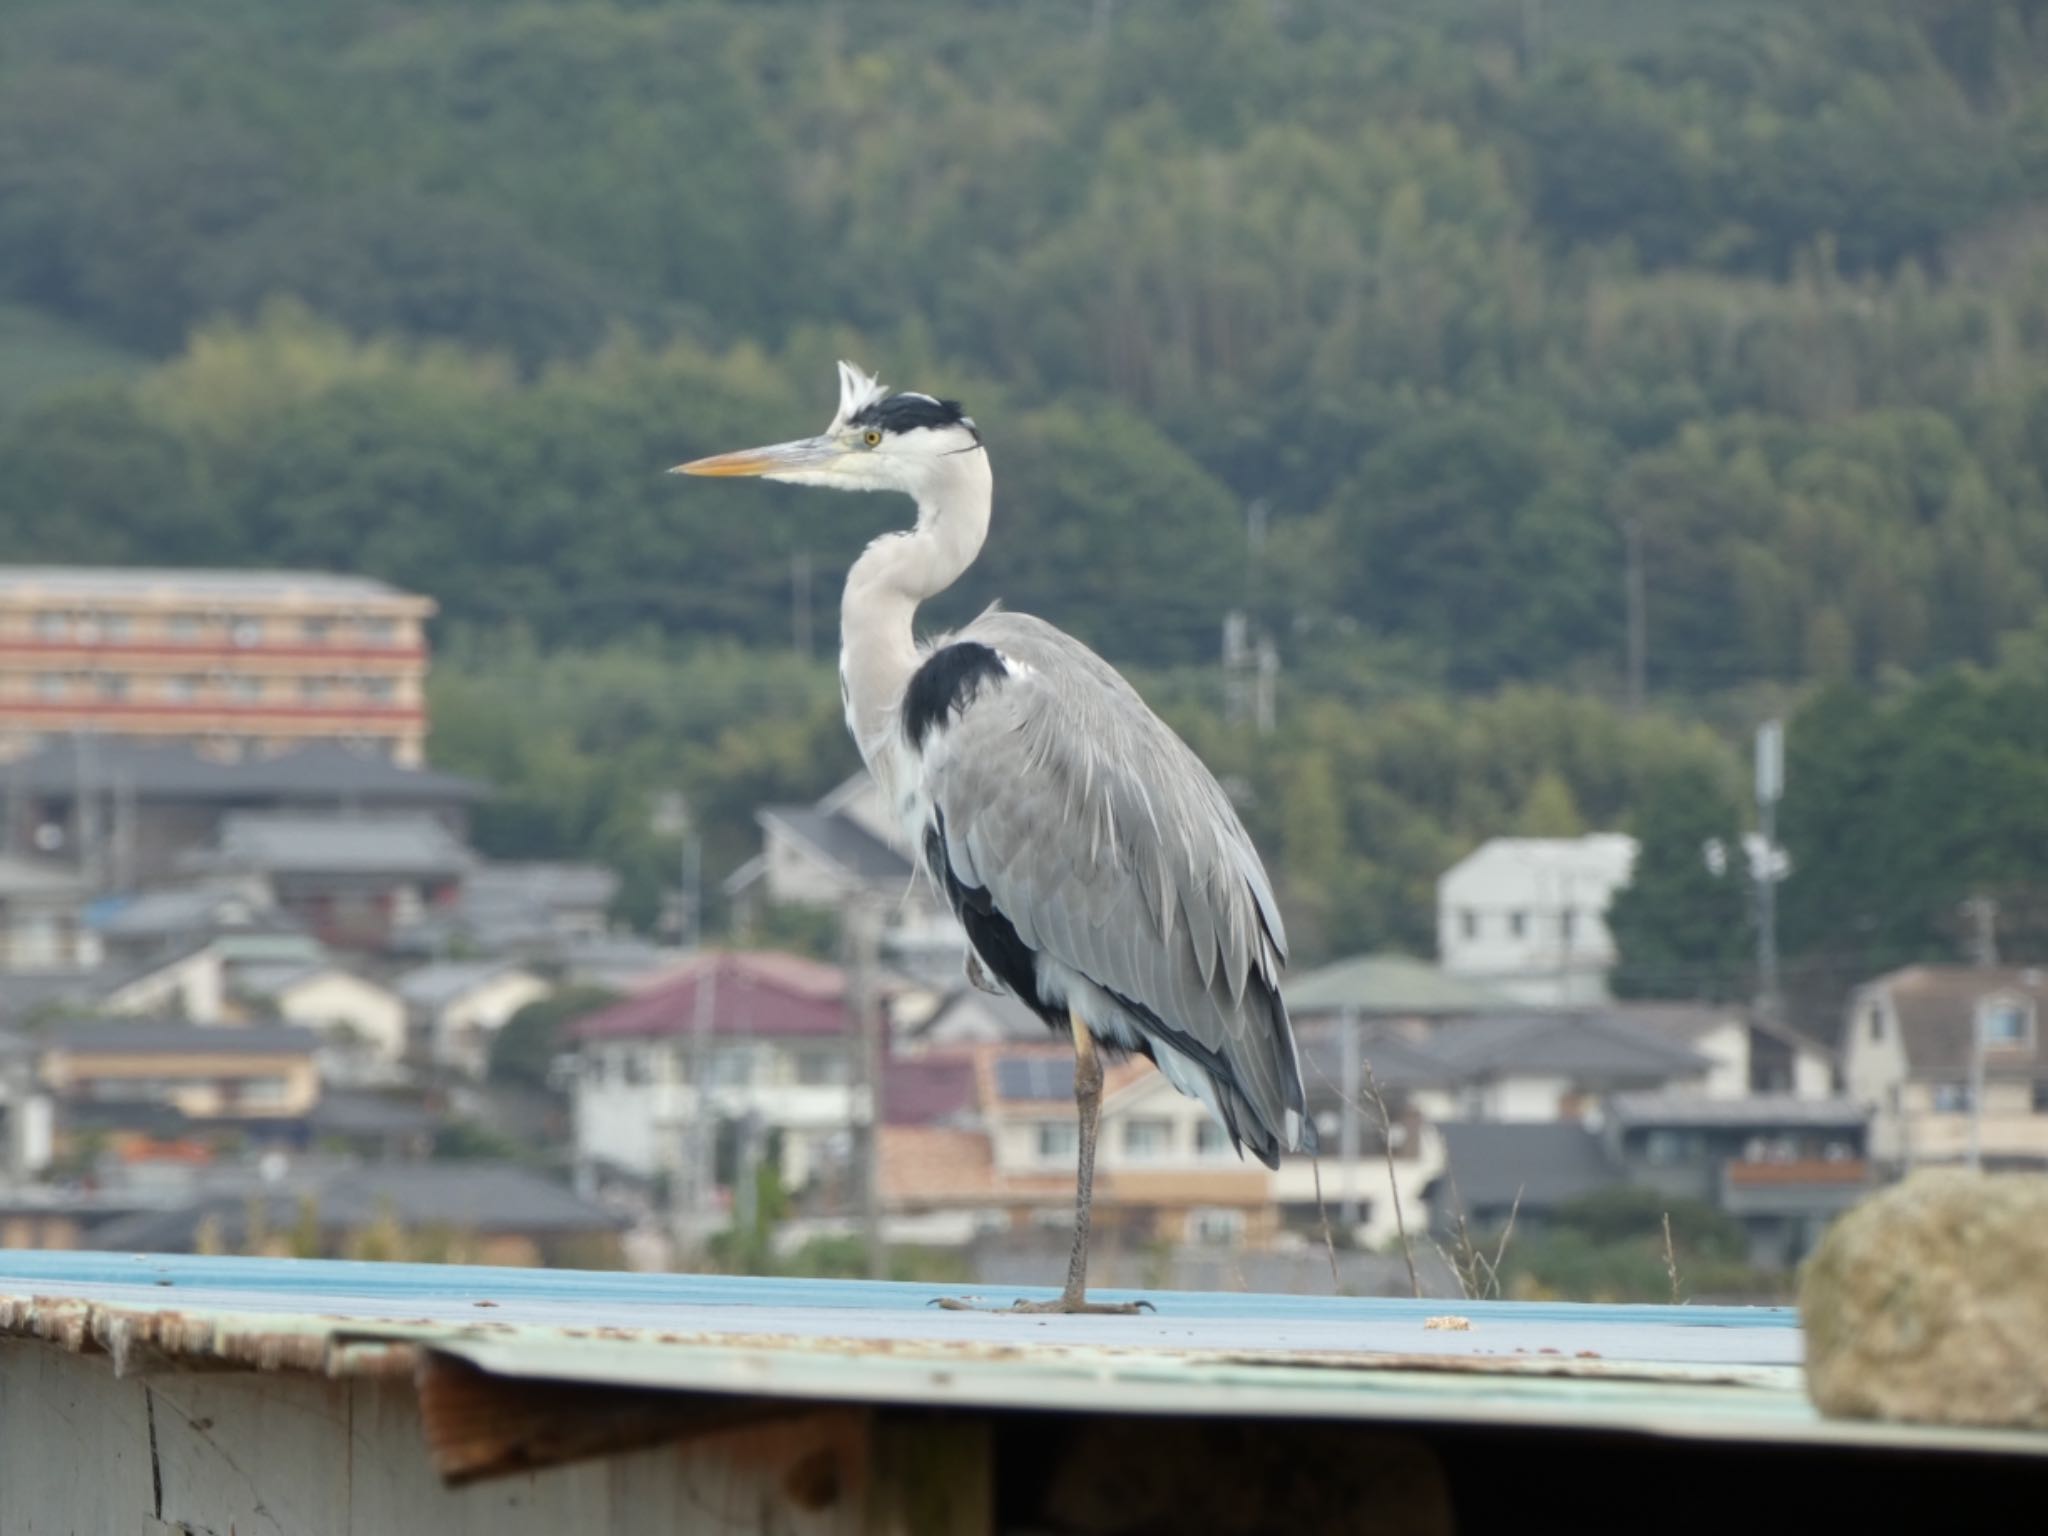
[673,361,981,495]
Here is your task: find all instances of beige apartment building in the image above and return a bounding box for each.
[0,567,434,764]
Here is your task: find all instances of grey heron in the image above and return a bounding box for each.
[676,362,1315,1312]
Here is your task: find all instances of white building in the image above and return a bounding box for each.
[1437,835,1638,1006]
[569,951,871,1196]
[398,960,552,1079]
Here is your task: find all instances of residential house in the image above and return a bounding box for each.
[87,881,285,965]
[0,1028,52,1180]
[1843,965,2048,1171]
[724,772,963,983]
[396,960,551,1078]
[894,984,1049,1054]
[186,810,473,950]
[1285,951,1520,1026]
[1437,835,1638,1005]
[1410,1013,1712,1121]
[570,951,872,1192]
[82,1161,626,1267]
[1611,1001,1835,1100]
[1607,1093,1871,1267]
[0,739,483,891]
[36,1021,320,1135]
[395,860,621,958]
[548,935,694,995]
[236,962,409,1083]
[0,854,96,971]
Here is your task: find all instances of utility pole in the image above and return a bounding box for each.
[685,953,720,1259]
[1623,513,1647,713]
[1754,720,1783,1024]
[1965,896,1998,1172]
[844,900,887,1280]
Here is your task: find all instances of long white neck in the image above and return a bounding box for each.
[839,448,993,781]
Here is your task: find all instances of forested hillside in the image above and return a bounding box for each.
[5,0,2048,986]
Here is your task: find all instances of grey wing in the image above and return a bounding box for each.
[920,612,1312,1165]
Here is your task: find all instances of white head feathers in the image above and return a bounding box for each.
[833,360,890,430]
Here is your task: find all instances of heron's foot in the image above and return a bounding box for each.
[926,1293,1154,1314]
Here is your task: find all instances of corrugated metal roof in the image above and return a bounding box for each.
[3,1253,2042,1459]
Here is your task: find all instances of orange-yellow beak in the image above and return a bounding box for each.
[670,435,841,479]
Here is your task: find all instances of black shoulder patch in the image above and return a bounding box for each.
[903,642,1008,750]
[850,392,979,440]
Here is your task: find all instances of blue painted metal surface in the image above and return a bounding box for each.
[0,1249,1796,1332]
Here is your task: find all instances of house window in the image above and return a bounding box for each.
[34,673,65,699]
[1190,1208,1245,1246]
[169,614,202,641]
[1459,909,1478,941]
[230,675,265,702]
[102,613,132,641]
[1508,910,1527,939]
[1867,1007,1884,1043]
[1979,998,2032,1049]
[231,617,263,647]
[362,617,399,645]
[709,1048,754,1087]
[1194,1120,1232,1159]
[303,617,332,643]
[795,1048,847,1086]
[1037,1122,1076,1161]
[365,677,397,703]
[33,612,67,640]
[1123,1119,1174,1161]
[97,674,128,700]
[1932,1083,1973,1113]
[1560,909,1577,942]
[2034,1081,2048,1114]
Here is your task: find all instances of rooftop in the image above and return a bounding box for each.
[0,741,485,803]
[41,1021,318,1056]
[1861,964,2048,1079]
[571,950,855,1042]
[1428,1014,1711,1080]
[202,811,474,878]
[396,959,535,1010]
[0,565,426,605]
[760,804,916,883]
[1285,952,1517,1017]
[1609,1094,1871,1130]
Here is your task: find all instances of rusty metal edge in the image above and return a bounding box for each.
[0,1292,419,1379]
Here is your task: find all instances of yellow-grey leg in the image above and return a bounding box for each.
[933,1008,1152,1314]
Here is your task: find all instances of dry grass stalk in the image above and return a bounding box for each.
[1662,1211,1684,1305]
[1359,1059,1421,1300]
[1309,1154,1343,1295]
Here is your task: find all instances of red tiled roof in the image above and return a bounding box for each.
[571,950,851,1041]
[882,1053,978,1126]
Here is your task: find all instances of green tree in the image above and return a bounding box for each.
[1608,760,1752,1000]
[489,986,620,1092]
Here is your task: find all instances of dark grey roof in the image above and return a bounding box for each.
[1435,1122,1620,1214]
[1427,1014,1710,1081]
[307,1092,439,1138]
[86,1162,624,1251]
[995,1055,1074,1101]
[1608,1093,1870,1130]
[203,812,473,877]
[92,885,268,937]
[42,1021,317,1056]
[0,741,484,804]
[1296,1025,1460,1097]
[760,806,914,883]
[0,966,132,1020]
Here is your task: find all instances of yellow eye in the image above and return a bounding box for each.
[863,429,882,447]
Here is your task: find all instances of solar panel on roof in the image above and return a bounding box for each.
[995,1056,1073,1100]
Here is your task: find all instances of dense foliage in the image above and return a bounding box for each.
[3,1,2048,986]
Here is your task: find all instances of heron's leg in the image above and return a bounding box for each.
[1006,1008,1151,1315]
[931,1010,1151,1315]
